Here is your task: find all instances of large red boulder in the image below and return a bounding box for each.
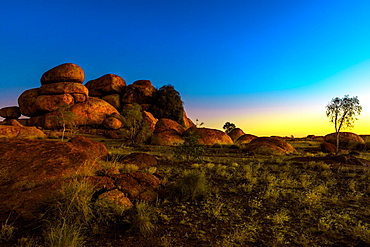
[85,74,126,96]
[0,106,21,119]
[143,111,158,132]
[18,88,41,117]
[243,137,296,155]
[188,127,233,145]
[35,94,75,112]
[102,94,122,111]
[40,63,84,84]
[154,118,185,135]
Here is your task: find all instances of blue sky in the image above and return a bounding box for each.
[1,0,370,136]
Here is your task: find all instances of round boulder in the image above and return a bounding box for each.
[324,132,365,149]
[18,88,41,117]
[320,142,336,154]
[85,74,126,96]
[243,137,296,155]
[103,117,122,130]
[119,153,157,169]
[228,128,246,142]
[188,127,233,145]
[102,94,122,111]
[35,94,75,112]
[150,130,184,146]
[41,63,84,85]
[0,106,21,119]
[154,118,185,135]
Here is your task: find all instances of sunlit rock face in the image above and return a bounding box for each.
[85,74,126,96]
[228,128,246,142]
[40,63,85,84]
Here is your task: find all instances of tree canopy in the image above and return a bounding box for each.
[325,95,362,154]
[223,122,236,134]
[151,85,184,126]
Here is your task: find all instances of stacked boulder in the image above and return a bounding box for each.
[0,106,21,120]
[17,63,118,129]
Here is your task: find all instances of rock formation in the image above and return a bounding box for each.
[189,127,233,145]
[243,137,296,155]
[228,128,246,142]
[235,134,258,144]
[0,119,47,139]
[0,106,21,119]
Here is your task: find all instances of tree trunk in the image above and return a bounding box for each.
[336,131,340,155]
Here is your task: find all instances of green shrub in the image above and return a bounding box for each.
[172,169,209,201]
[176,129,205,161]
[131,201,156,236]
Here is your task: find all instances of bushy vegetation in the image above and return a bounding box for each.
[151,85,185,126]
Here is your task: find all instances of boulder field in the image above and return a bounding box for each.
[0,136,160,221]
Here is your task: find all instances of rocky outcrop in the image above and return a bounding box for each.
[102,94,122,111]
[0,119,47,139]
[143,111,158,132]
[0,106,21,119]
[189,127,233,145]
[41,63,84,84]
[121,80,156,105]
[243,137,296,155]
[228,128,245,142]
[324,132,365,149]
[103,117,123,130]
[235,134,258,144]
[85,74,126,96]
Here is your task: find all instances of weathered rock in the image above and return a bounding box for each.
[103,117,122,130]
[39,82,89,96]
[72,93,88,103]
[41,63,84,84]
[69,136,109,161]
[0,106,21,119]
[243,137,296,155]
[111,172,161,202]
[102,94,122,111]
[235,134,258,144]
[324,132,365,149]
[35,94,75,112]
[85,74,126,96]
[320,142,336,154]
[0,138,104,219]
[143,111,157,132]
[183,112,195,129]
[18,88,41,117]
[154,118,185,135]
[119,153,157,169]
[187,127,233,145]
[122,80,156,104]
[150,130,184,146]
[0,119,47,139]
[70,97,119,127]
[228,128,246,142]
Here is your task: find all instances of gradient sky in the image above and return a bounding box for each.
[1,0,370,137]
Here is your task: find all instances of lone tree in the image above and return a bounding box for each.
[223,122,236,134]
[326,95,362,154]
